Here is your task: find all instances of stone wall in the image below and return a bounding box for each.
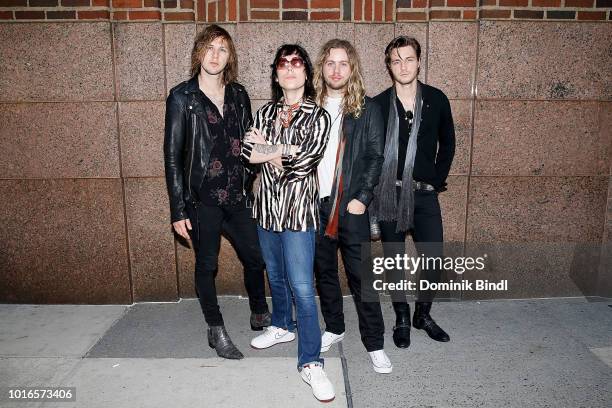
[0,19,610,303]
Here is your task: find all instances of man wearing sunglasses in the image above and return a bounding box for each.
[312,39,392,374]
[163,25,271,360]
[242,44,335,403]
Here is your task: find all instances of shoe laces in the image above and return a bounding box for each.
[263,325,282,336]
[305,363,327,382]
[371,350,390,365]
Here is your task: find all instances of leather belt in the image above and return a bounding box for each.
[395,180,436,191]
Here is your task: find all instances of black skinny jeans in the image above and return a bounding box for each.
[315,200,385,352]
[185,201,269,326]
[380,189,444,307]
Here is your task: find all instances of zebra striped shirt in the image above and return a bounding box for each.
[241,98,331,232]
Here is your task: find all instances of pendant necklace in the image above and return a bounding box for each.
[279,99,302,128]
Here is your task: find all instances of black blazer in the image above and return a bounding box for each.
[374,81,455,192]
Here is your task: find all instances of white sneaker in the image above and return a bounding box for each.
[368,349,393,374]
[250,326,295,349]
[320,331,345,353]
[300,363,335,402]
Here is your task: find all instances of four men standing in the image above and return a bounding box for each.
[164,25,456,403]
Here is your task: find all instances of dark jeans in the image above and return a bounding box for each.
[380,189,444,306]
[185,201,269,326]
[315,200,385,352]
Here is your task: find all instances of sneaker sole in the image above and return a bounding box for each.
[300,375,335,403]
[320,334,345,353]
[372,365,393,374]
[250,335,296,349]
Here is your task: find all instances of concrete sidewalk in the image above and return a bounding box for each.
[1,297,611,407]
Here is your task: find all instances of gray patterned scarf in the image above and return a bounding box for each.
[372,82,423,233]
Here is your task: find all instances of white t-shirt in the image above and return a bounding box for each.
[318,96,343,198]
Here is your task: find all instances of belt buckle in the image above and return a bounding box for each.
[415,181,435,192]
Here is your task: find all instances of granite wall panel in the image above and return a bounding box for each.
[1,21,609,303]
[0,102,120,179]
[124,177,178,302]
[0,23,114,102]
[0,179,131,304]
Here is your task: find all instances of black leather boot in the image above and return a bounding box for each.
[392,302,411,349]
[207,326,244,359]
[412,302,450,342]
[250,311,272,331]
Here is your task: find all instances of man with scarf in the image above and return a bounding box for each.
[372,36,456,348]
[312,39,391,374]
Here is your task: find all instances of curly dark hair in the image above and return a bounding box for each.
[270,44,315,104]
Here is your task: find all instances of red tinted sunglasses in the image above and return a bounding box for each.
[276,57,305,70]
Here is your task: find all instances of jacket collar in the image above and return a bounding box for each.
[185,76,200,93]
[185,76,238,95]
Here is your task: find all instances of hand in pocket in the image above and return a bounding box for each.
[347,199,366,215]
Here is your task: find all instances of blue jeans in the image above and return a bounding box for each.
[257,225,323,369]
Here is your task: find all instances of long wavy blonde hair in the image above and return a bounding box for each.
[314,39,366,118]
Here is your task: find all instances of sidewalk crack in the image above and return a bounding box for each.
[338,342,353,408]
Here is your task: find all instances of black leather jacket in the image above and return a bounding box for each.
[336,97,385,215]
[163,77,257,223]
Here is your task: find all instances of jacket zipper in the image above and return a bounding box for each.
[236,88,249,199]
[240,100,247,197]
[188,108,196,199]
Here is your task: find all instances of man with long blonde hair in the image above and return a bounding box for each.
[313,39,392,374]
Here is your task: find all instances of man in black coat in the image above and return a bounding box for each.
[163,25,271,360]
[313,39,392,374]
[372,36,456,348]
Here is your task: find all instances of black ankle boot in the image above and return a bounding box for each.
[207,326,244,359]
[392,303,411,349]
[412,302,450,342]
[250,311,272,331]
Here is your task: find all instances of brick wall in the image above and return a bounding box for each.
[0,0,610,21]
